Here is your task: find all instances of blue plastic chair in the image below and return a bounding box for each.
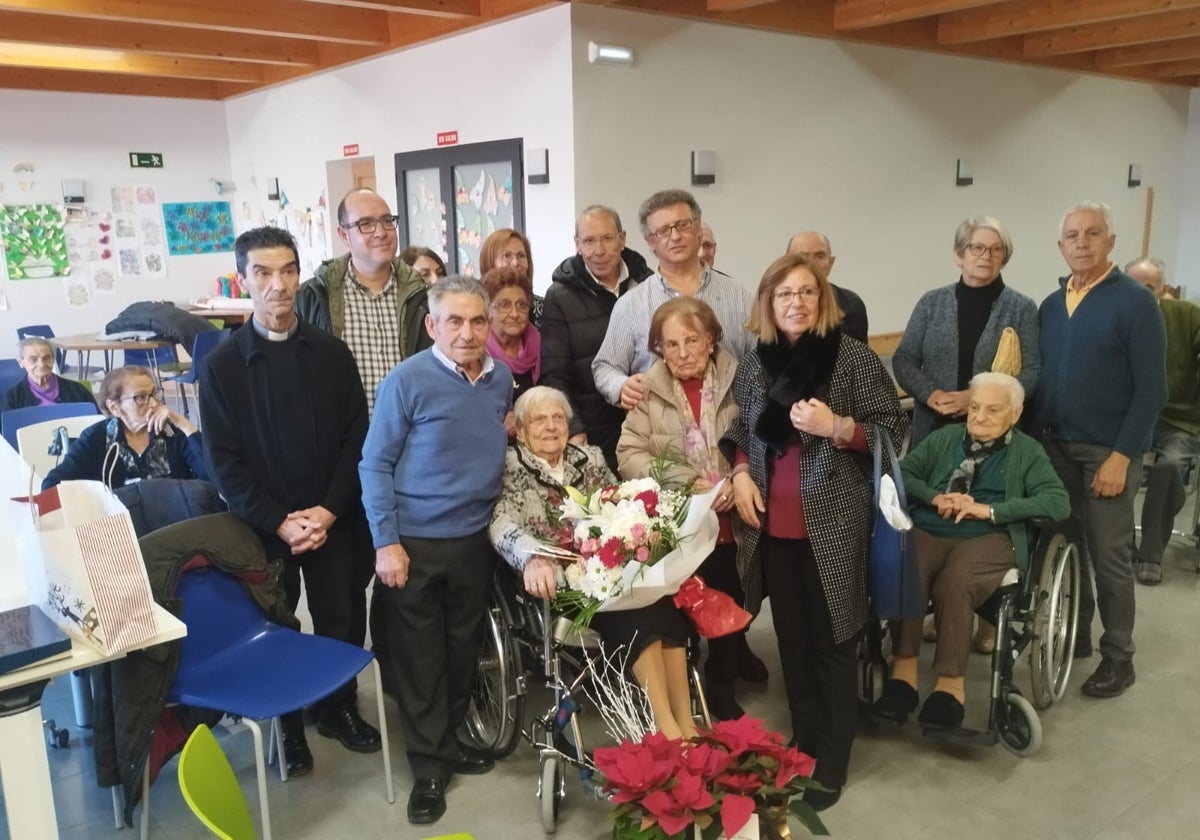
[163,329,230,418]
[143,566,394,840]
[1,402,101,449]
[0,358,24,396]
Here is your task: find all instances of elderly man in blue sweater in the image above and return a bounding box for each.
[1031,201,1167,700]
[360,275,512,826]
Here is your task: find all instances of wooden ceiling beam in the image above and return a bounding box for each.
[300,0,481,18]
[1155,57,1200,77]
[1023,9,1200,57]
[0,11,319,66]
[0,65,228,98]
[1095,36,1200,68]
[834,0,1002,31]
[0,44,266,83]
[940,0,1200,46]
[0,0,389,45]
[706,0,778,13]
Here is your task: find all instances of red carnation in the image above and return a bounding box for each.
[634,489,658,516]
[597,537,625,569]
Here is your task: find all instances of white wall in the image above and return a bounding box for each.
[223,5,577,295]
[571,7,1191,331]
[0,89,234,344]
[1175,88,1200,300]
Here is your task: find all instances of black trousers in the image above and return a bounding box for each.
[278,523,360,711]
[697,542,745,694]
[376,529,493,780]
[761,536,859,789]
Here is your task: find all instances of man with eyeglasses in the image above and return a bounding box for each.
[1031,201,1166,700]
[785,231,869,342]
[543,205,653,469]
[592,189,753,414]
[201,227,382,777]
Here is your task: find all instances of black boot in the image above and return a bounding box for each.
[280,710,313,777]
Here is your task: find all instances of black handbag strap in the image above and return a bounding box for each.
[872,426,909,509]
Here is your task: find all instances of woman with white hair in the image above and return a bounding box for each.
[490,385,699,740]
[5,337,97,410]
[893,216,1040,447]
[873,372,1068,731]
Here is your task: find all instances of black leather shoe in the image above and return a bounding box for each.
[1074,636,1094,659]
[872,679,919,723]
[454,743,495,775]
[407,777,447,825]
[317,704,382,753]
[280,718,313,778]
[705,690,746,722]
[804,784,842,812]
[1081,658,1135,698]
[917,691,965,731]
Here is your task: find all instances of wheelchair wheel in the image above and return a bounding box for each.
[1030,535,1081,710]
[463,587,525,758]
[996,690,1042,757]
[539,751,563,833]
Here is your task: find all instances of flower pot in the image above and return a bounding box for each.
[694,813,759,840]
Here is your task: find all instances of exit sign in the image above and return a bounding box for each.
[129,152,163,168]
[437,131,458,147]
[343,144,360,157]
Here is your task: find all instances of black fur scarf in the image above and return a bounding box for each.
[754,329,842,455]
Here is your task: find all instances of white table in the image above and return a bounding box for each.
[0,438,186,838]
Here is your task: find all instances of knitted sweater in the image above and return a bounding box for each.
[892,280,1040,445]
[360,349,512,546]
[1031,268,1167,457]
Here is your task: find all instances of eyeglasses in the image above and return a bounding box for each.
[120,390,163,407]
[578,234,620,250]
[499,250,529,264]
[343,215,399,234]
[658,335,707,357]
[649,218,697,241]
[965,243,1006,258]
[773,288,819,305]
[493,300,531,315]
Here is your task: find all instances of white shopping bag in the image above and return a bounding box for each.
[595,481,722,613]
[12,480,158,655]
[877,474,913,530]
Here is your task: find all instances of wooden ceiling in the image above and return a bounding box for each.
[0,0,1196,100]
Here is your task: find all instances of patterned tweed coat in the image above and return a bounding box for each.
[720,334,906,643]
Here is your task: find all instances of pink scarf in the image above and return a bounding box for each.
[487,323,541,381]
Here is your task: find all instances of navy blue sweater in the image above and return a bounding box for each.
[360,349,511,546]
[1031,268,1167,458]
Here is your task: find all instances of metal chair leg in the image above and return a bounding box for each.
[371,658,395,804]
[244,718,274,840]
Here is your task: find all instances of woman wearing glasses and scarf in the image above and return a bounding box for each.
[720,253,905,811]
[874,372,1067,731]
[42,365,206,490]
[482,266,541,436]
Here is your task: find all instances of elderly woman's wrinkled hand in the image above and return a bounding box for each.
[707,478,736,513]
[732,471,765,528]
[791,398,836,438]
[145,403,195,436]
[524,555,558,600]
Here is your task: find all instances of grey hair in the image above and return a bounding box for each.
[17,336,54,357]
[953,217,1014,264]
[968,371,1024,412]
[785,231,832,256]
[1125,256,1166,282]
[427,275,489,319]
[513,386,574,429]
[1059,201,1113,238]
[638,189,702,237]
[575,205,623,236]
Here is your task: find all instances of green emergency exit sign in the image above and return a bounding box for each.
[129,152,163,168]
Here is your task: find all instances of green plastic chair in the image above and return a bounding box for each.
[423,834,475,839]
[178,724,257,840]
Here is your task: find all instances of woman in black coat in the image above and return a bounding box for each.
[721,253,905,811]
[4,337,97,411]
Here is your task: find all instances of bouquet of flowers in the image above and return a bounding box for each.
[538,477,721,628]
[594,716,829,839]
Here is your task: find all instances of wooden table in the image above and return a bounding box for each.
[48,333,176,380]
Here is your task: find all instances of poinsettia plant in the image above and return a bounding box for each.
[593,716,829,839]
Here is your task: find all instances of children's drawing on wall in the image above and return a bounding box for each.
[65,205,117,296]
[111,187,135,214]
[12,162,35,192]
[0,203,71,279]
[406,168,449,263]
[134,184,166,279]
[453,163,512,278]
[64,274,92,307]
[163,201,235,255]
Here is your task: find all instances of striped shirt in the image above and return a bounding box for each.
[591,268,754,406]
[341,266,401,414]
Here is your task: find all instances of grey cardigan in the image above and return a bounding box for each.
[892,281,1040,445]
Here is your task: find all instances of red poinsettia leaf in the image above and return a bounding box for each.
[720,794,757,838]
[671,771,715,810]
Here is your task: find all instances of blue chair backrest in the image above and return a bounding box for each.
[175,566,276,668]
[190,329,230,372]
[124,344,178,368]
[0,358,24,395]
[1,402,100,449]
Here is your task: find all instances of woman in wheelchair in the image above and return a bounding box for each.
[490,386,700,740]
[874,372,1068,731]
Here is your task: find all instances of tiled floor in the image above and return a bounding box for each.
[3,504,1198,840]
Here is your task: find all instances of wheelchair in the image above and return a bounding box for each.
[861,524,1081,757]
[462,566,711,833]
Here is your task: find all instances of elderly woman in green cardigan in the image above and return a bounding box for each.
[872,372,1069,731]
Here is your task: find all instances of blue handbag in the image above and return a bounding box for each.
[868,430,924,620]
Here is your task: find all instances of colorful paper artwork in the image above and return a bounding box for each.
[163,201,235,255]
[406,168,449,265]
[0,203,71,280]
[64,206,117,297]
[453,163,512,278]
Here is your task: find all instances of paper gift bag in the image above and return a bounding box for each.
[15,480,158,655]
